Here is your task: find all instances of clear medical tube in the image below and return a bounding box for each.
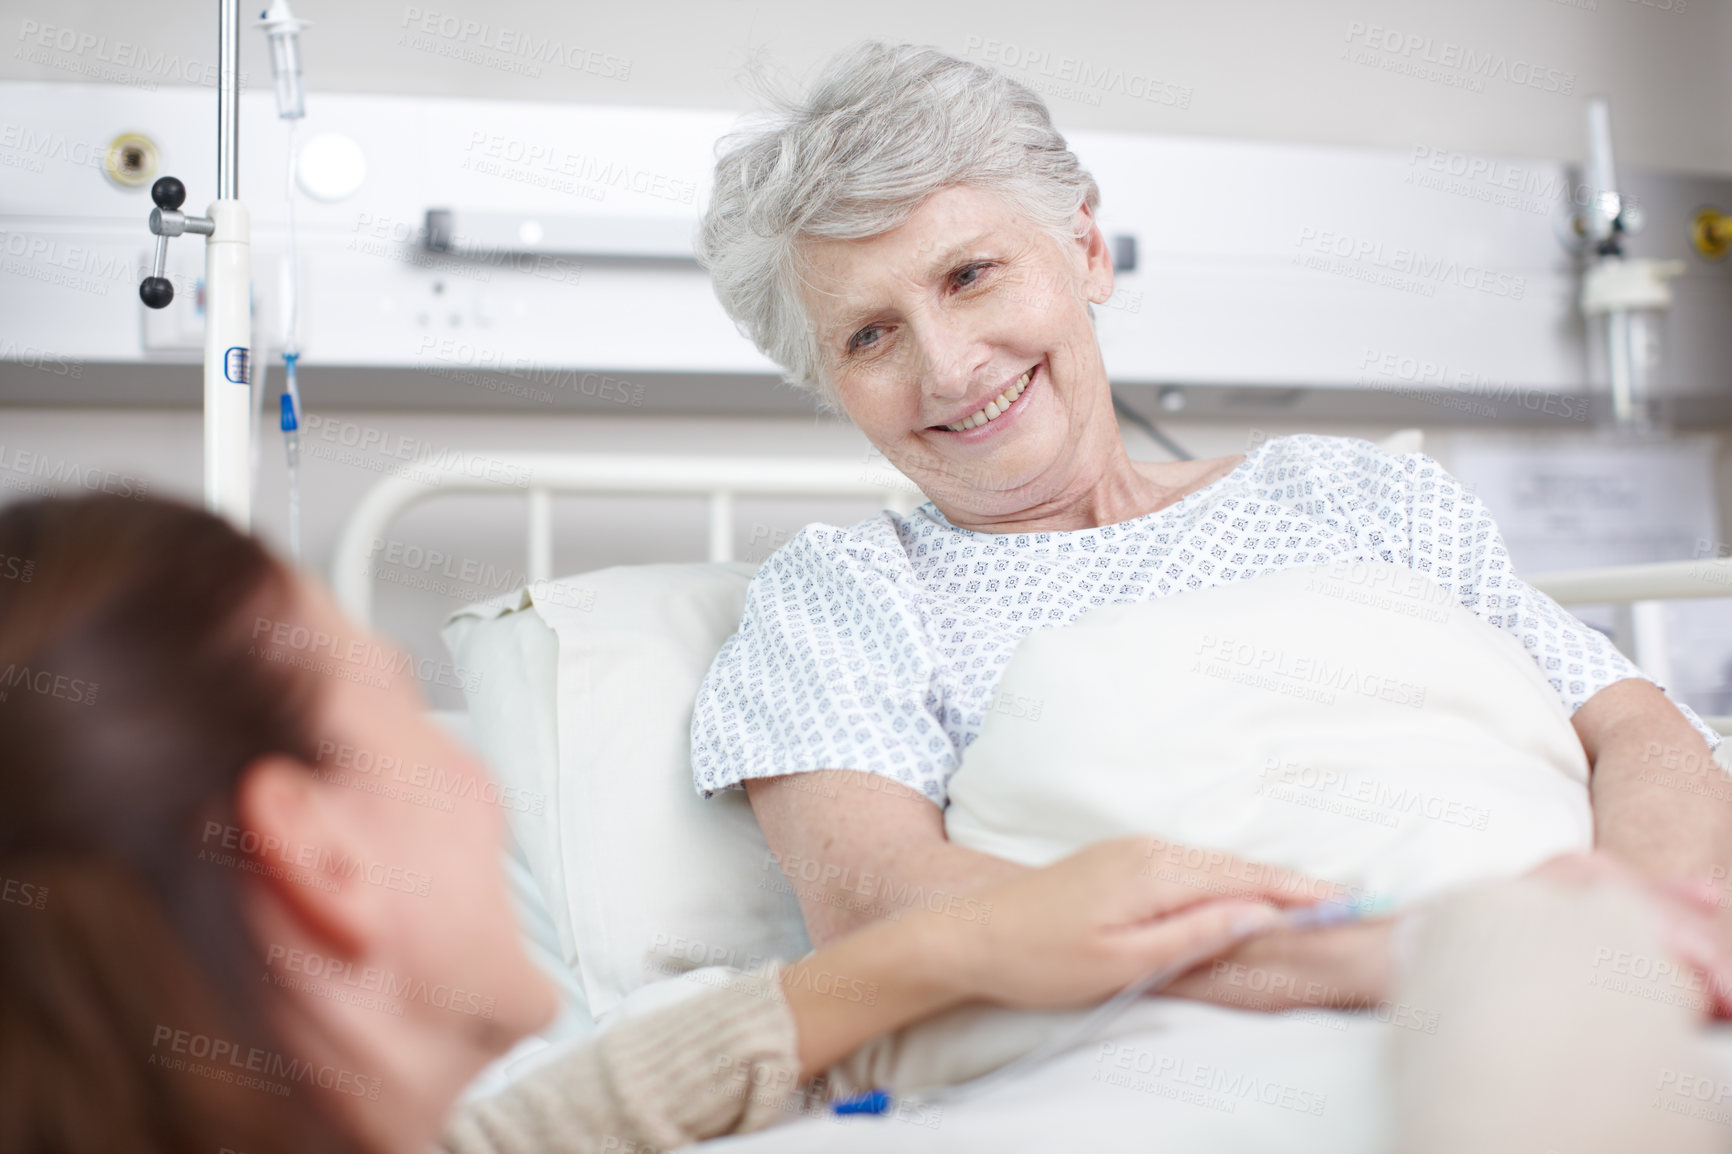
[283,118,300,350]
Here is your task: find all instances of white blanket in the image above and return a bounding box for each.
[945,560,1594,905]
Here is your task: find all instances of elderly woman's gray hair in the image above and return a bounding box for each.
[696,41,1102,404]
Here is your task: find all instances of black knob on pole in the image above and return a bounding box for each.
[139,276,175,309]
[150,176,186,211]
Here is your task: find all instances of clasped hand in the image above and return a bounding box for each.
[925,837,1329,1011]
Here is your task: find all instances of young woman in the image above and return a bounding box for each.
[0,493,1314,1154]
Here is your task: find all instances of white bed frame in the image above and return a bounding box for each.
[330,448,1732,735]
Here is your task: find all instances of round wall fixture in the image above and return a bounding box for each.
[1692,208,1730,261]
[103,133,159,188]
[295,132,367,202]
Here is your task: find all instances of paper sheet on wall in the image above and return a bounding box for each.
[1447,435,1729,716]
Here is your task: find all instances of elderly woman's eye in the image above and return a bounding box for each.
[953,262,993,288]
[848,326,883,354]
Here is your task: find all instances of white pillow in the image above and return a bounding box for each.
[443,564,811,1020]
[944,561,1595,906]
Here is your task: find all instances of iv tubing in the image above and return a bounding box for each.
[278,110,304,564]
[283,118,301,359]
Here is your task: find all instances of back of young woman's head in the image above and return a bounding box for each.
[0,494,369,1154]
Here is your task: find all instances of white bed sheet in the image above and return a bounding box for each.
[703,1000,1732,1154]
[709,998,1387,1153]
[432,701,1732,1143]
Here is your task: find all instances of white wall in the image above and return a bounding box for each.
[6,0,1731,171]
[3,0,1730,711]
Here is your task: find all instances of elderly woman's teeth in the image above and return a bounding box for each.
[947,368,1032,432]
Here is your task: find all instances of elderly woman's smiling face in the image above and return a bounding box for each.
[798,184,1124,529]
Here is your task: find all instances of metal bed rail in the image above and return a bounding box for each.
[330,452,921,627]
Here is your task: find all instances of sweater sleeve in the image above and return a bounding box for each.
[437,966,803,1154]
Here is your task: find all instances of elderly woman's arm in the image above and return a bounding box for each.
[1575,679,1732,883]
[1157,915,1398,1013]
[746,769,1027,945]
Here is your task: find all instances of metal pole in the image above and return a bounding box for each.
[205,0,252,527]
[217,0,240,200]
[1607,308,1635,425]
[1584,98,1619,250]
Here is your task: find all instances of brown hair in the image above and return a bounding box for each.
[0,494,371,1154]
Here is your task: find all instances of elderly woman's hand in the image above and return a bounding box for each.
[929,836,1325,1011]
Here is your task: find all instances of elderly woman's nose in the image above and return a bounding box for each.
[912,326,981,398]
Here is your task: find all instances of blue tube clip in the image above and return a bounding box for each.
[832,1089,892,1116]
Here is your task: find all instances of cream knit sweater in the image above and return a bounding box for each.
[438,966,804,1154]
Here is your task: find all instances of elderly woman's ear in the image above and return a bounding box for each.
[1071,200,1117,308]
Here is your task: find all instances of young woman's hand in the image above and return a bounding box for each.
[928,836,1327,1011]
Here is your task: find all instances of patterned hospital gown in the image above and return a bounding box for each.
[690,434,1719,805]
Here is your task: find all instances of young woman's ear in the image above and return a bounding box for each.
[233,755,380,960]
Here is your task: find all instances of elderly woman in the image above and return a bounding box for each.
[688,40,1727,1018]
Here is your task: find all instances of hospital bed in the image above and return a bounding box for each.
[330,440,1732,1149]
[330,442,1732,737]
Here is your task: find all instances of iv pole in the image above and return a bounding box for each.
[139,0,253,530]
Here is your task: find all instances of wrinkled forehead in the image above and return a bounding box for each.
[793,184,1044,327]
